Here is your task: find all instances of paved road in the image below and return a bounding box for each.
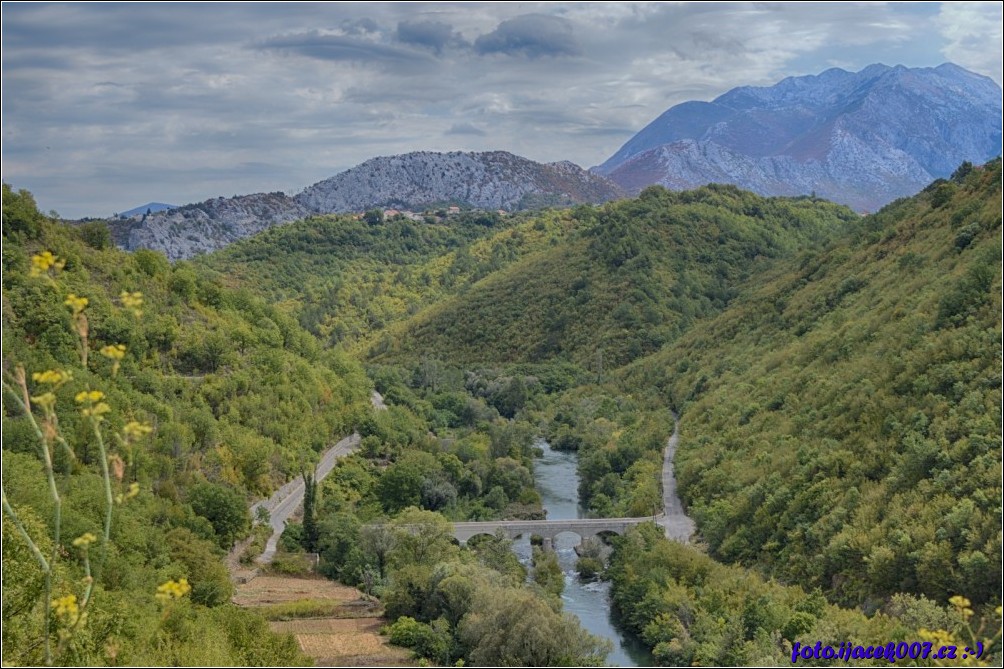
[657,412,696,542]
[243,392,691,566]
[249,391,385,564]
[384,410,696,545]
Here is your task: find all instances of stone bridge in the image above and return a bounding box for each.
[450,514,665,549]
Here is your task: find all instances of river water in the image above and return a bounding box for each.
[513,440,654,667]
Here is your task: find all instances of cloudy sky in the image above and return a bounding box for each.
[3,2,1001,218]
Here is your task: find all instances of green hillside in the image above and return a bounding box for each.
[378,186,857,367]
[196,209,566,348]
[2,185,613,667]
[622,160,1002,608]
[2,184,371,665]
[5,159,1000,666]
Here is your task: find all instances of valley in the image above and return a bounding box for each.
[2,34,1002,663]
[6,0,1004,663]
[5,155,999,666]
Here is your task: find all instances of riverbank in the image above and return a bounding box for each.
[524,440,655,667]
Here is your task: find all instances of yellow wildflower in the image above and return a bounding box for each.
[81,403,111,420]
[99,344,126,360]
[75,390,104,404]
[76,389,110,420]
[155,578,191,602]
[52,594,80,624]
[29,251,65,277]
[949,594,975,620]
[31,392,57,412]
[64,294,89,315]
[100,344,127,376]
[123,421,153,440]
[116,482,140,504]
[120,291,144,317]
[32,369,73,388]
[72,533,97,548]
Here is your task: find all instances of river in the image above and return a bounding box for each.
[513,440,654,667]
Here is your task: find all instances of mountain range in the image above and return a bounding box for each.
[111,151,623,260]
[595,63,1002,211]
[105,62,999,259]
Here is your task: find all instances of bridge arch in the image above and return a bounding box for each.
[450,515,662,548]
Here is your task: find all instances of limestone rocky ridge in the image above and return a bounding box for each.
[112,151,625,260]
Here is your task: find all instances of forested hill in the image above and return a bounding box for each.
[2,184,370,665]
[376,186,857,367]
[6,158,998,665]
[196,208,566,348]
[622,159,1002,608]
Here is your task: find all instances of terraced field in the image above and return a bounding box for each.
[233,575,413,667]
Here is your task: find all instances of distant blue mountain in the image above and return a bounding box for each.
[118,202,176,218]
[595,63,1002,211]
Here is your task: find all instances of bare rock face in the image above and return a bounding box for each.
[596,63,1002,211]
[296,151,624,214]
[121,192,312,260]
[117,151,623,260]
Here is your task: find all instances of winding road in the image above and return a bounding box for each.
[244,391,386,565]
[381,411,696,545]
[236,392,692,572]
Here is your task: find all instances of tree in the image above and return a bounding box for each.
[471,530,526,583]
[388,507,456,569]
[188,482,250,549]
[386,616,451,664]
[532,546,564,597]
[950,161,974,182]
[165,528,234,606]
[302,472,318,552]
[363,209,384,225]
[1,183,44,239]
[317,513,363,581]
[360,522,395,579]
[378,451,441,513]
[77,221,112,250]
[459,586,611,666]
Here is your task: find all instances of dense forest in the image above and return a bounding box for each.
[1,186,610,666]
[623,160,1002,609]
[2,183,367,664]
[3,160,1000,667]
[377,187,857,367]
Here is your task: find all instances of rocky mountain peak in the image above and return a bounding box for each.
[113,151,624,260]
[596,63,1001,211]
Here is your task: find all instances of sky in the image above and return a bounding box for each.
[3,2,1002,218]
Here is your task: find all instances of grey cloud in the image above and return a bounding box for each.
[2,3,240,52]
[342,17,380,35]
[1,53,77,72]
[474,14,581,58]
[446,122,487,136]
[2,2,994,218]
[397,19,468,54]
[259,31,427,62]
[342,80,455,105]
